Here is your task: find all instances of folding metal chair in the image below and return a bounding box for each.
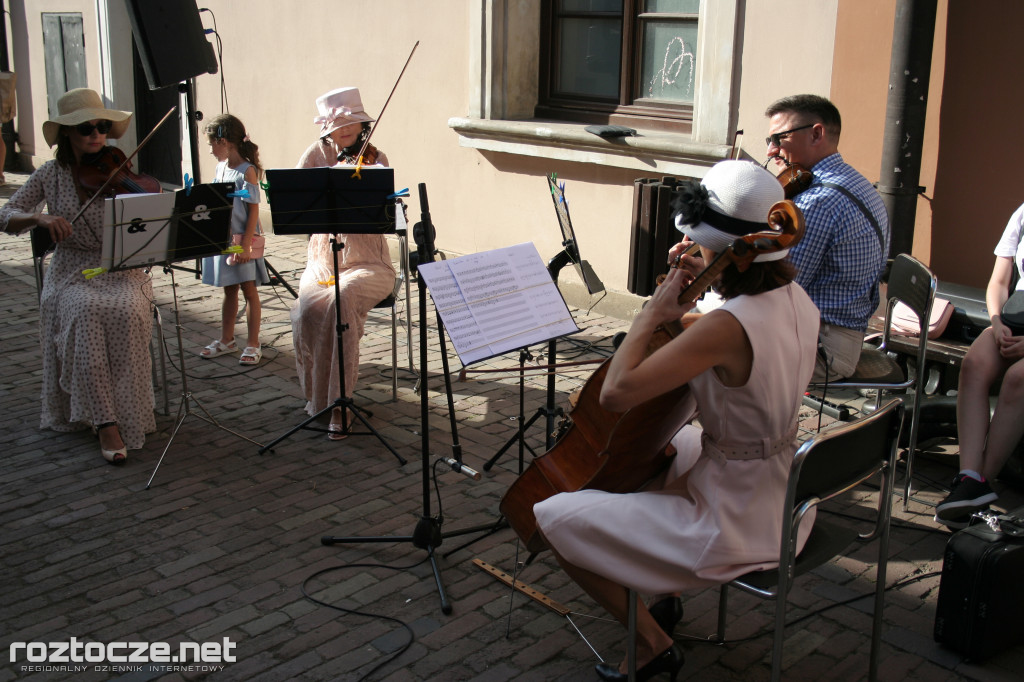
[626,399,904,682]
[809,253,936,509]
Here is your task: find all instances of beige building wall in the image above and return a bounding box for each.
[13,1,991,306]
[8,0,137,156]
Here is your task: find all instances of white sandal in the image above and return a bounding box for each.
[200,339,238,358]
[239,346,262,365]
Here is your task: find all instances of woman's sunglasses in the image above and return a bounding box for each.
[74,120,114,136]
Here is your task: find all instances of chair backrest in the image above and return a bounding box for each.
[30,226,57,302]
[882,254,936,348]
[791,398,905,510]
[30,225,55,259]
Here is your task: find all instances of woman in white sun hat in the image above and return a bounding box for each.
[533,160,820,681]
[291,87,396,439]
[0,88,155,464]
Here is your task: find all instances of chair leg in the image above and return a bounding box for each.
[390,301,398,401]
[769,578,789,682]
[627,588,637,682]
[33,257,44,303]
[901,385,924,512]
[872,467,895,681]
[716,584,730,642]
[153,306,170,416]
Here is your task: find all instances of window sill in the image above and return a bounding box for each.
[448,117,733,178]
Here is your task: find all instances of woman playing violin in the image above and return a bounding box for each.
[0,89,156,463]
[533,161,820,681]
[291,87,395,438]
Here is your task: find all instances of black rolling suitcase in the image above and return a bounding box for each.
[934,507,1024,660]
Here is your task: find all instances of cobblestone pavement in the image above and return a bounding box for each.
[1,170,1022,681]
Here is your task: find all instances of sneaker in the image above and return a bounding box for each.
[934,475,998,522]
[934,505,992,531]
[935,515,969,531]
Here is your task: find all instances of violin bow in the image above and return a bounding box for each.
[730,129,744,160]
[351,41,419,177]
[71,105,178,224]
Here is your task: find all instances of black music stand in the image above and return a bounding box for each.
[322,184,529,614]
[483,174,603,472]
[123,184,268,488]
[256,167,404,463]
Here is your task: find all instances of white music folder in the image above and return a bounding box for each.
[100,192,175,271]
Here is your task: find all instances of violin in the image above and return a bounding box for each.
[339,141,380,166]
[499,200,806,553]
[75,146,162,199]
[766,155,813,199]
[66,105,176,228]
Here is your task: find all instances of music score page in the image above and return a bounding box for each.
[416,242,580,365]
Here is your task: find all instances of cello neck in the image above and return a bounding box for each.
[675,250,729,306]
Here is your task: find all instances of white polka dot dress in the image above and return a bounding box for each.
[1,160,157,449]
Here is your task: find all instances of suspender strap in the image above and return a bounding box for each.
[819,181,884,250]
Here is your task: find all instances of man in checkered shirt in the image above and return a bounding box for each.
[764,94,890,381]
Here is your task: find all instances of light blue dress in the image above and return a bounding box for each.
[201,160,270,287]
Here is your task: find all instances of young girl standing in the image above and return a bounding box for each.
[199,113,268,365]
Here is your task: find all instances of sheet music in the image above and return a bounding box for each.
[417,242,580,365]
[101,192,175,271]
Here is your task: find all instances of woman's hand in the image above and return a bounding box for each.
[997,326,1024,360]
[643,266,698,325]
[38,213,73,243]
[668,238,706,270]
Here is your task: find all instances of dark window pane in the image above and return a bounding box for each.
[559,0,622,12]
[644,0,699,13]
[555,17,622,99]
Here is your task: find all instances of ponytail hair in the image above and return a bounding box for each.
[205,113,262,179]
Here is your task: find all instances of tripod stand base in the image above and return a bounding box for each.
[323,524,452,614]
[263,259,297,298]
[483,406,562,471]
[146,391,265,489]
[258,397,406,465]
[320,514,508,616]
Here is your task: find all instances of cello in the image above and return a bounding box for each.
[499,200,805,553]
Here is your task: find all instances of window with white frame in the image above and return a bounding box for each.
[455,0,738,173]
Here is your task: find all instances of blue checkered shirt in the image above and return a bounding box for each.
[789,153,890,332]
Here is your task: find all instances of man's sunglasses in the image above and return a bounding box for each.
[74,120,114,136]
[765,123,814,148]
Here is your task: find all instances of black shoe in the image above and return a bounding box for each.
[595,644,684,682]
[935,504,990,531]
[935,475,998,522]
[648,596,683,637]
[935,515,968,531]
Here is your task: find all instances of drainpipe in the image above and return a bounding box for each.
[877,0,937,259]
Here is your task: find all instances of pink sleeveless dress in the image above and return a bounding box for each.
[534,282,820,594]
